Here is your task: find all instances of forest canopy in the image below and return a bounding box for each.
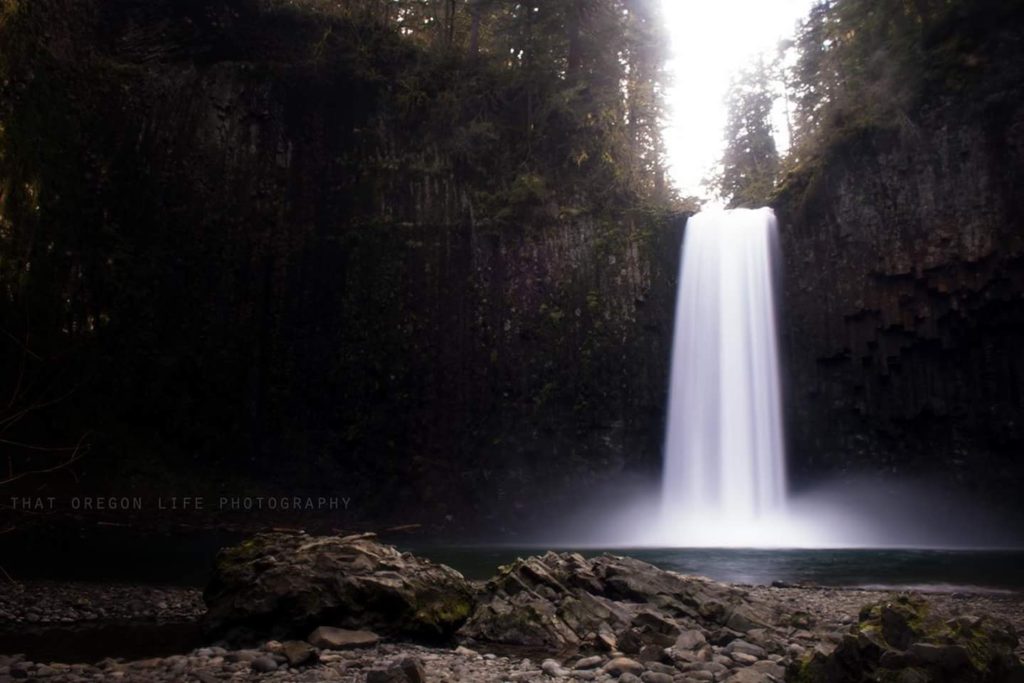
[716,0,1018,207]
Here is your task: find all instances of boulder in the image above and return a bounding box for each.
[790,594,1024,683]
[457,552,768,651]
[202,531,475,641]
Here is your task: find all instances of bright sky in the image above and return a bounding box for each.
[661,0,816,200]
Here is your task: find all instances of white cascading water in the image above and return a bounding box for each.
[551,206,998,548]
[660,207,787,545]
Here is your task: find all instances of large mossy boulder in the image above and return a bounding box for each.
[202,531,475,642]
[457,551,771,652]
[790,594,1024,683]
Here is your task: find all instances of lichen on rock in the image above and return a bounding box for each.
[790,593,1024,683]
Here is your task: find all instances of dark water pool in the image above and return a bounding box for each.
[406,546,1024,592]
[3,521,1021,592]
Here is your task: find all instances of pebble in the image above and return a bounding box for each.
[640,673,673,683]
[541,658,566,676]
[603,657,645,676]
[0,583,206,627]
[573,655,604,670]
[730,651,759,665]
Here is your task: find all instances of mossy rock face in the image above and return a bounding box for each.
[202,531,475,643]
[788,594,1024,683]
[859,594,933,651]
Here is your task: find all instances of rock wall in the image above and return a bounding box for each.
[773,21,1024,516]
[0,0,682,531]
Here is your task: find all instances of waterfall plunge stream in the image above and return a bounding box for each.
[660,208,789,545]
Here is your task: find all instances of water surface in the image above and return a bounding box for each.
[408,546,1024,592]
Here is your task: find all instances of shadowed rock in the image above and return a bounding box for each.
[791,594,1024,683]
[457,551,770,651]
[202,531,475,642]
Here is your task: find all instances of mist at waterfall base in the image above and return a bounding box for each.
[543,208,1019,550]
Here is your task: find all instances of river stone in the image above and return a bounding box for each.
[637,643,667,663]
[723,669,773,683]
[202,531,475,641]
[366,667,410,683]
[574,656,604,670]
[399,656,427,683]
[674,629,708,650]
[281,640,317,665]
[730,651,759,665]
[308,626,380,649]
[726,639,765,658]
[250,655,278,673]
[645,662,676,675]
[542,658,570,676]
[640,673,673,683]
[603,657,645,676]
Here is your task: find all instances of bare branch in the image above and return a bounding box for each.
[0,432,90,487]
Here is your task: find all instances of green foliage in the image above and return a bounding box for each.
[780,0,1020,167]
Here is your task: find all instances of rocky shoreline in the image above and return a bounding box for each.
[1,532,1022,682]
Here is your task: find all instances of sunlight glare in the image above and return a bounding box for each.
[661,0,816,199]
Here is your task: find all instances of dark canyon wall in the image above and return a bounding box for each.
[774,6,1024,519]
[0,0,681,532]
[6,0,1023,534]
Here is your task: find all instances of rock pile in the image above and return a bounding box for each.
[459,551,772,651]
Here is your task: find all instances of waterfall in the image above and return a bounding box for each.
[661,207,786,542]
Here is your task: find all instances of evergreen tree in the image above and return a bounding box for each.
[718,58,780,208]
